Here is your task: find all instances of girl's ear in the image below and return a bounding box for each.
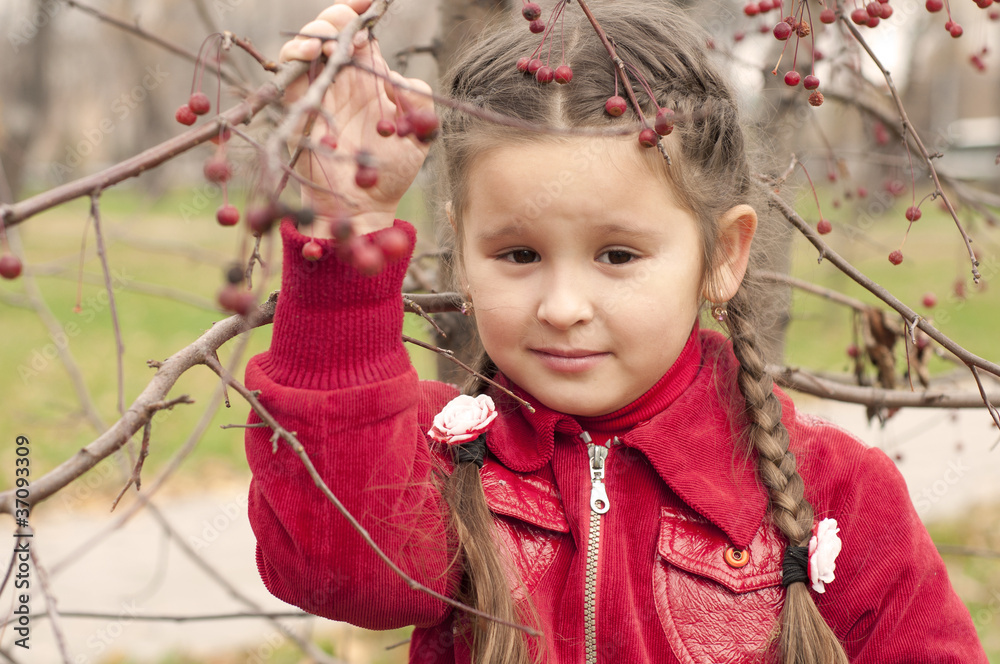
[704,204,757,302]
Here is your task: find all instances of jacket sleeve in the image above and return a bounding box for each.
[244,219,461,630]
[807,438,987,662]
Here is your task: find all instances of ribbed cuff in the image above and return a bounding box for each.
[260,218,416,391]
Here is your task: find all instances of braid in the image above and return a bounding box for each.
[726,284,849,664]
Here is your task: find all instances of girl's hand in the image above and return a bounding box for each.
[280,0,435,237]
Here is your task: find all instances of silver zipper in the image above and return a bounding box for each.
[581,432,610,664]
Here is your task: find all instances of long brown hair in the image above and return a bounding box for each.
[437,3,848,663]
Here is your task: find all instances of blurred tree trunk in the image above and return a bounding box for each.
[1,0,54,200]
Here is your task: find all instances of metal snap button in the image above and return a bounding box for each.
[724,546,750,568]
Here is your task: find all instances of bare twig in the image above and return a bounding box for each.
[936,544,1000,559]
[759,271,867,312]
[840,17,980,282]
[201,353,542,637]
[90,193,126,416]
[61,0,248,92]
[402,334,534,412]
[30,547,72,664]
[769,364,1000,409]
[0,61,307,228]
[403,292,462,314]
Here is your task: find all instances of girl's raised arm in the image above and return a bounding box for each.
[243,1,460,632]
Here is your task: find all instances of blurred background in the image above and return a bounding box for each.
[1,0,999,661]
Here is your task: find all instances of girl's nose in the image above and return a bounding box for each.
[536,272,595,330]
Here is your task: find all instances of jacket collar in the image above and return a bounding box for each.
[486,329,771,550]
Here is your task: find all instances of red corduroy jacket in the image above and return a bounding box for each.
[244,220,987,663]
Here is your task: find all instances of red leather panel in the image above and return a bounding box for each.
[481,460,570,533]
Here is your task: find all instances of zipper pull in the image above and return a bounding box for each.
[580,432,610,514]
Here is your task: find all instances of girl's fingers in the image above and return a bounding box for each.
[385,71,434,115]
[279,20,338,63]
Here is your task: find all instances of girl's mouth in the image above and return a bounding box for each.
[530,348,610,373]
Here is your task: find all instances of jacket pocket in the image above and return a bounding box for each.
[481,460,569,598]
[653,506,784,664]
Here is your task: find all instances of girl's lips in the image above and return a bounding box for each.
[530,348,609,373]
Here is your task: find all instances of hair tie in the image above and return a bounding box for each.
[781,545,809,587]
[453,435,487,468]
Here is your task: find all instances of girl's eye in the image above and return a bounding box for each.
[502,249,539,264]
[598,250,637,265]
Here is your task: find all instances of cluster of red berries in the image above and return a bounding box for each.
[846,0,894,28]
[769,13,824,106]
[299,219,409,274]
[743,0,784,16]
[515,1,574,85]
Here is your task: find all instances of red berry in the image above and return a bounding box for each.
[851,7,869,23]
[773,21,792,39]
[922,292,937,308]
[808,90,825,106]
[977,0,994,7]
[522,2,542,20]
[866,15,880,27]
[376,119,396,137]
[744,2,761,15]
[302,240,323,261]
[803,74,820,89]
[926,0,943,10]
[949,23,963,37]
[888,250,903,265]
[884,179,905,196]
[654,108,675,136]
[638,128,658,148]
[874,122,890,145]
[188,92,211,115]
[203,156,232,184]
[247,204,280,234]
[820,7,836,22]
[216,204,240,226]
[796,21,811,37]
[760,0,774,10]
[817,218,832,234]
[376,228,410,262]
[605,96,627,117]
[991,9,1000,19]
[516,57,531,73]
[905,206,922,221]
[395,116,413,138]
[0,253,23,279]
[529,19,545,34]
[554,65,573,84]
[320,134,338,150]
[217,284,254,316]
[857,186,869,198]
[880,4,893,18]
[784,71,801,86]
[409,109,439,142]
[847,344,860,358]
[734,30,746,42]
[349,237,385,275]
[535,65,555,84]
[175,104,197,126]
[355,164,378,189]
[971,54,986,71]
[527,58,543,74]
[866,2,881,16]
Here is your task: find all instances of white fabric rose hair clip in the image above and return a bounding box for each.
[808,518,842,594]
[781,517,842,594]
[427,394,498,468]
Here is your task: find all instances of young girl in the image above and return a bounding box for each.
[243,1,987,662]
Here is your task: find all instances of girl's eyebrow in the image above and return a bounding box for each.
[475,222,660,243]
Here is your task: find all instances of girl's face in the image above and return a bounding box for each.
[460,138,720,417]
